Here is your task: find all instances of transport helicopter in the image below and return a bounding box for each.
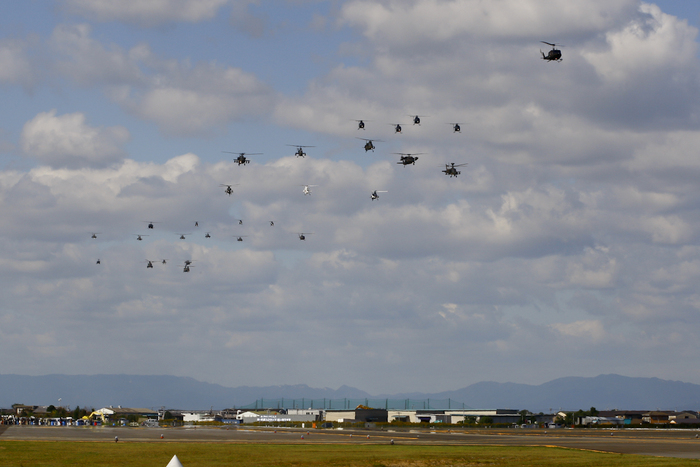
[447,122,463,133]
[395,152,422,166]
[298,232,313,241]
[371,190,388,200]
[145,260,155,269]
[133,234,149,241]
[287,145,315,158]
[223,151,262,165]
[301,184,318,195]
[183,260,194,272]
[540,41,563,62]
[177,233,192,240]
[96,259,101,264]
[270,221,275,226]
[161,259,168,264]
[354,119,369,130]
[91,233,100,239]
[357,137,382,152]
[194,221,199,227]
[235,235,248,242]
[219,184,238,196]
[144,221,160,229]
[443,162,468,177]
[205,232,211,238]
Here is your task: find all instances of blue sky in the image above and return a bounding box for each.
[1,0,700,399]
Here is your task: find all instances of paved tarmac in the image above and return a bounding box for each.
[1,425,700,459]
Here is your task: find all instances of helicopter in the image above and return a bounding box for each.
[205,232,211,238]
[447,122,463,133]
[540,41,562,62]
[223,151,262,166]
[410,115,428,125]
[161,259,168,264]
[235,235,248,242]
[389,123,406,134]
[301,184,318,195]
[371,190,388,200]
[183,260,194,272]
[443,162,468,177]
[177,233,192,240]
[357,137,382,152]
[91,232,100,239]
[355,119,368,130]
[144,221,160,229]
[395,152,422,166]
[270,221,275,226]
[133,234,149,241]
[298,232,313,241]
[145,260,155,269]
[287,145,315,158]
[96,259,101,264]
[219,184,238,196]
[234,219,243,225]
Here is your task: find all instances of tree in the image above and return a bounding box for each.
[479,416,493,425]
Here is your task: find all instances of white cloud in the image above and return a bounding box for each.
[0,39,34,87]
[21,110,130,168]
[65,0,231,25]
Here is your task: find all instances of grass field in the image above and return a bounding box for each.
[0,442,698,467]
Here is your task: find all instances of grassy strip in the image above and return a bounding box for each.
[0,442,698,467]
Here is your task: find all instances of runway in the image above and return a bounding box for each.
[1,426,699,458]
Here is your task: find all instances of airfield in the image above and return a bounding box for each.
[2,425,699,459]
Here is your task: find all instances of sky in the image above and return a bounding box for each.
[1,0,700,397]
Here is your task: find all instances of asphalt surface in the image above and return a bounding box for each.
[1,426,700,459]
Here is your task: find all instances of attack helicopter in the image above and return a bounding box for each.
[223,151,262,166]
[371,190,388,200]
[133,234,149,241]
[410,115,428,125]
[357,137,382,152]
[301,184,318,195]
[298,232,313,241]
[443,162,468,177]
[540,41,563,62]
[287,145,315,158]
[219,184,238,196]
[395,152,422,166]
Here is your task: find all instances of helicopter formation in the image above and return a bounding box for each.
[92,42,557,270]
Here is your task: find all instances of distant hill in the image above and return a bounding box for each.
[1,374,699,412]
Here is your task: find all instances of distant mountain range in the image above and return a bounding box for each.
[1,374,699,413]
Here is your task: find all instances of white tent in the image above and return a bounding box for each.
[166,455,183,467]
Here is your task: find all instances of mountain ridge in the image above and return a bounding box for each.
[1,374,699,413]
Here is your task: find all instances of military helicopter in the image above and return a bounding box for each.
[234,219,243,225]
[235,235,248,242]
[145,260,155,269]
[410,115,428,125]
[287,145,315,158]
[177,233,192,240]
[540,41,563,62]
[395,152,422,166]
[357,137,383,152]
[194,221,199,227]
[133,234,149,241]
[183,260,194,273]
[161,259,168,264]
[389,123,406,134]
[298,232,313,241]
[96,259,101,264]
[144,221,160,229]
[355,119,369,130]
[219,184,238,196]
[447,122,463,133]
[371,190,388,200]
[270,221,275,226]
[223,151,262,166]
[91,232,100,239]
[301,184,318,195]
[205,232,211,238]
[442,162,468,177]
